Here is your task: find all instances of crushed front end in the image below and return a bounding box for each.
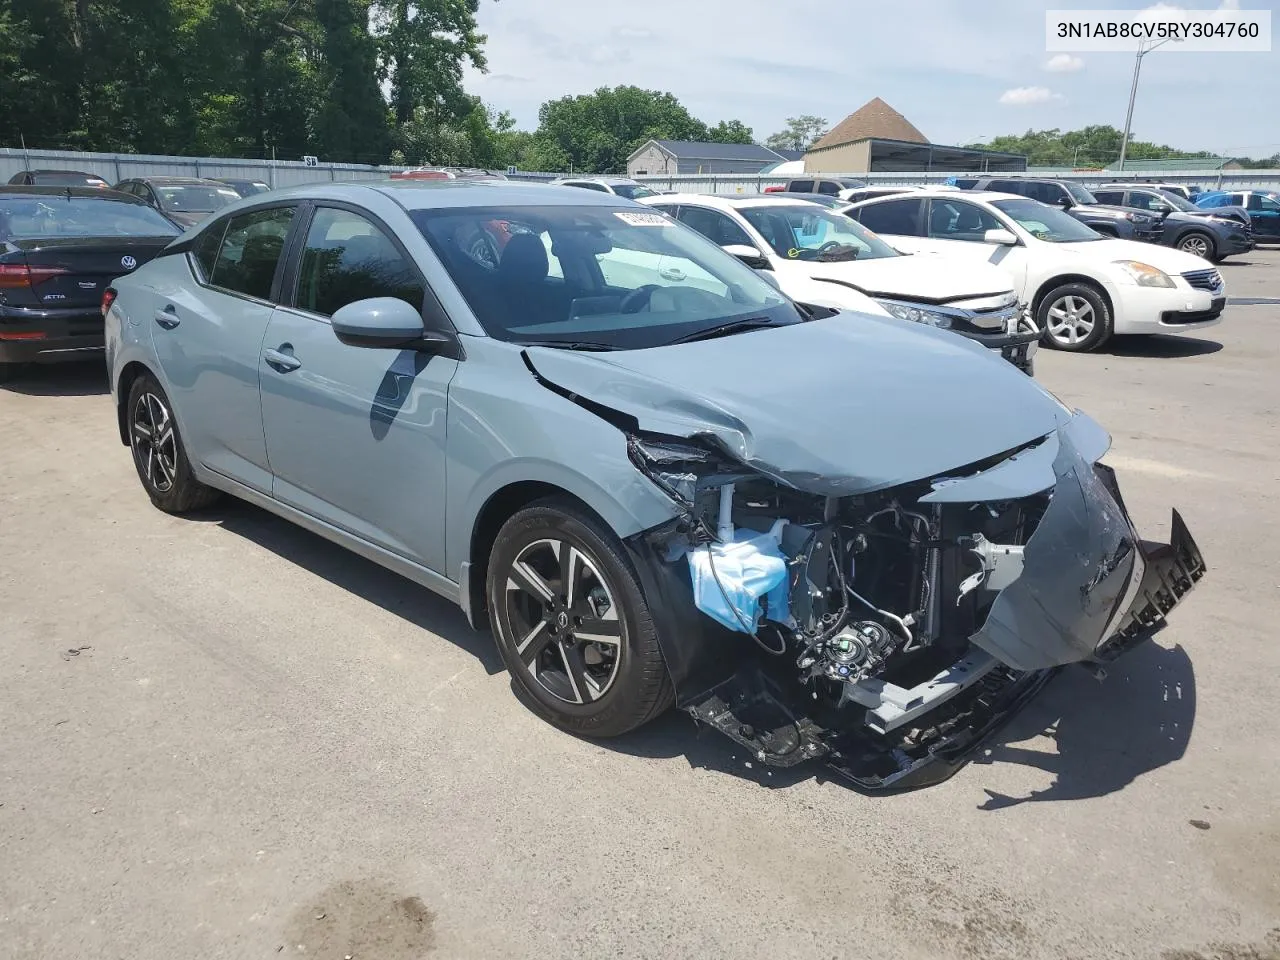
[625,413,1206,791]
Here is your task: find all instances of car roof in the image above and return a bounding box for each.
[18,169,103,176]
[133,176,232,185]
[844,189,1024,205]
[0,184,148,201]
[243,180,640,211]
[556,176,637,185]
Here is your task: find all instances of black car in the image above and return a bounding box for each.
[212,177,272,199]
[111,176,241,228]
[0,186,180,381]
[1093,184,1252,262]
[959,177,1164,244]
[8,169,109,189]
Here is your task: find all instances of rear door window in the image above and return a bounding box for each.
[814,180,841,195]
[674,206,754,247]
[787,179,814,193]
[207,206,295,301]
[854,197,924,236]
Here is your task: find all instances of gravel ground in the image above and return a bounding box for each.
[2,248,1278,960]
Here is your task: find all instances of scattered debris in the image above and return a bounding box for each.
[61,646,92,661]
[1189,819,1211,830]
[314,913,326,920]
[53,720,68,726]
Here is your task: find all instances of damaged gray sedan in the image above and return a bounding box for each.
[107,182,1205,789]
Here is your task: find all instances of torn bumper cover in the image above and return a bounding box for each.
[655,417,1206,791]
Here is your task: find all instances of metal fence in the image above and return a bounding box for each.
[630,169,1280,196]
[5,146,1279,196]
[0,146,565,188]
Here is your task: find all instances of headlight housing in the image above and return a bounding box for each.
[877,300,954,329]
[1112,260,1176,288]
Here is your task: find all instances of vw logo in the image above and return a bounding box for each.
[120,255,137,270]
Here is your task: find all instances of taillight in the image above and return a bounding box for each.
[0,263,69,289]
[101,287,118,318]
[763,185,785,193]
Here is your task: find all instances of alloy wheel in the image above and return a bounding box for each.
[1046,295,1096,346]
[1179,235,1210,258]
[503,538,623,704]
[131,391,178,493]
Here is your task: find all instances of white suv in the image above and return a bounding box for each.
[844,189,1226,352]
[640,193,1039,372]
[551,177,661,200]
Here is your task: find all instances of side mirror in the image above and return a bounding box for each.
[757,271,782,291]
[983,228,1018,246]
[722,243,771,270]
[331,297,457,354]
[1058,196,1073,209]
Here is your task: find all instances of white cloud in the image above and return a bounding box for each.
[1219,0,1240,9]
[1044,54,1084,73]
[1144,2,1183,11]
[999,86,1065,106]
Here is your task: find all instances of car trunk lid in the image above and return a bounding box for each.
[1,236,172,309]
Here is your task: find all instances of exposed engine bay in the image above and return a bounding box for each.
[625,420,1206,790]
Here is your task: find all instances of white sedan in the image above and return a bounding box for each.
[638,193,1039,371]
[843,189,1226,352]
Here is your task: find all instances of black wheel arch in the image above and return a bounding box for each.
[115,361,155,446]
[465,481,611,632]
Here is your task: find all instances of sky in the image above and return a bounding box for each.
[461,0,1280,158]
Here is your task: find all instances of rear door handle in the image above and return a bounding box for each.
[154,305,180,329]
[263,346,301,373]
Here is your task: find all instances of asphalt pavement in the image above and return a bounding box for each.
[2,249,1279,960]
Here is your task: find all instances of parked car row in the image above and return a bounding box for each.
[92,178,1204,789]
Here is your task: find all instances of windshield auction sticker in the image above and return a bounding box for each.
[1046,9,1270,51]
[613,211,668,227]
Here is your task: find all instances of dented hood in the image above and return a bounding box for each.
[525,314,1069,495]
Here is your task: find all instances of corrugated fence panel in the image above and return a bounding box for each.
[5,147,1279,194]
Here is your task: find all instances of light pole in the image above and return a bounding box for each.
[1118,37,1180,171]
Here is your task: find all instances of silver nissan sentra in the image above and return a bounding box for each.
[105,181,1205,789]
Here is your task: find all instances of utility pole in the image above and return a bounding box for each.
[1118,37,1179,171]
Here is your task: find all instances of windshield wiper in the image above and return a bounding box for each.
[665,316,781,345]
[519,339,618,352]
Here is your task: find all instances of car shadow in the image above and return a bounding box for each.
[604,641,1195,798]
[1,361,110,396]
[1104,334,1223,358]
[971,641,1195,810]
[204,499,505,675]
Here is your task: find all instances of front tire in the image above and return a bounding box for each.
[1038,282,1113,352]
[126,372,221,513]
[1177,231,1217,262]
[486,498,673,737]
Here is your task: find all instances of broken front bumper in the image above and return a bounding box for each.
[648,413,1206,791]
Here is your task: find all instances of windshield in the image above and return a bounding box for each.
[31,172,107,186]
[413,204,801,350]
[1155,190,1197,212]
[0,196,182,240]
[611,183,659,200]
[993,199,1101,243]
[1066,182,1097,204]
[738,204,899,262]
[156,185,240,213]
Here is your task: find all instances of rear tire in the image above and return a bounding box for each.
[486,498,673,737]
[126,372,221,513]
[1037,282,1113,353]
[1177,231,1217,262]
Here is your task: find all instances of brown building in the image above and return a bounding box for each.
[804,98,1025,174]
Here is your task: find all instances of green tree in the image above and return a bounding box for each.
[374,0,487,127]
[972,125,1219,168]
[706,119,754,145]
[536,86,712,174]
[312,0,391,162]
[764,115,828,152]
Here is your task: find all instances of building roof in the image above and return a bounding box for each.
[638,140,787,163]
[1102,157,1231,171]
[810,98,928,152]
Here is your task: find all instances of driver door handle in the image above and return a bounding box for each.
[154,305,180,329]
[263,346,301,373]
